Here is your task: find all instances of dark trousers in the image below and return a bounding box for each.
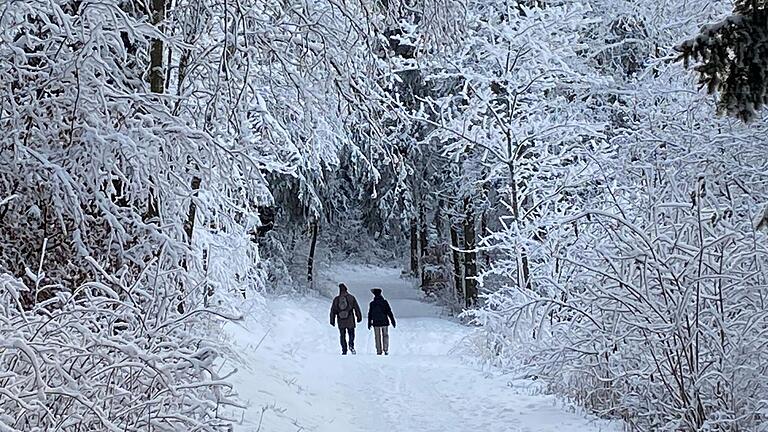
[339,327,355,353]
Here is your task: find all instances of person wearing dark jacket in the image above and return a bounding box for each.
[367,288,396,355]
[330,283,363,355]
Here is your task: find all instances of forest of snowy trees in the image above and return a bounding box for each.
[2,0,768,430]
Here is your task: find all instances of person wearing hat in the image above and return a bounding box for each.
[330,283,363,355]
[367,288,396,355]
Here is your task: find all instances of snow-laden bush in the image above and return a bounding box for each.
[195,227,268,302]
[0,270,242,431]
[462,2,768,425]
[471,155,768,430]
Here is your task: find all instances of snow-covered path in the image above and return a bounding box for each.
[226,265,618,432]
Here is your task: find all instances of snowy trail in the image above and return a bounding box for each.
[225,265,618,432]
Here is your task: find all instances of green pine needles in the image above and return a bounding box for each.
[678,1,768,122]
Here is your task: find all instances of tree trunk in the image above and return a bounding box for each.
[481,210,490,269]
[434,199,444,236]
[463,198,478,307]
[507,159,532,291]
[419,204,428,287]
[173,49,191,115]
[419,205,428,255]
[450,224,464,305]
[307,220,319,285]
[182,175,202,243]
[177,174,200,314]
[144,0,166,222]
[176,27,202,302]
[202,247,213,307]
[149,0,166,94]
[409,219,419,275]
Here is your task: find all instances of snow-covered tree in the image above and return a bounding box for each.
[417,0,610,305]
[0,0,457,427]
[467,1,768,430]
[678,0,768,122]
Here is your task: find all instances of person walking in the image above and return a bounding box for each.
[367,288,396,355]
[330,283,362,355]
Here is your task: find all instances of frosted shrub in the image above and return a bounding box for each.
[0,272,240,431]
[558,205,768,431]
[471,169,768,430]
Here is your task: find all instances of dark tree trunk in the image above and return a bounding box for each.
[419,204,428,286]
[450,224,464,305]
[419,205,428,256]
[307,220,319,284]
[409,218,419,275]
[202,247,214,307]
[173,49,190,115]
[434,199,444,236]
[179,172,202,311]
[463,198,478,307]
[144,0,165,222]
[182,175,202,243]
[520,247,532,290]
[176,10,201,248]
[149,0,166,94]
[481,210,491,269]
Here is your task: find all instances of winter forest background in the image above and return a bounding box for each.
[2,0,768,430]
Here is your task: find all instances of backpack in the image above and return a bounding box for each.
[337,295,351,319]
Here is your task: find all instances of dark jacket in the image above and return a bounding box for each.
[368,295,396,328]
[330,293,362,329]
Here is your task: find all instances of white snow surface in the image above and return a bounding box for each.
[224,264,620,432]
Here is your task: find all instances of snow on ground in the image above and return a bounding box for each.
[224,264,620,432]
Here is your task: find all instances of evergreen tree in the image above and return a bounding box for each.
[678,0,768,122]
